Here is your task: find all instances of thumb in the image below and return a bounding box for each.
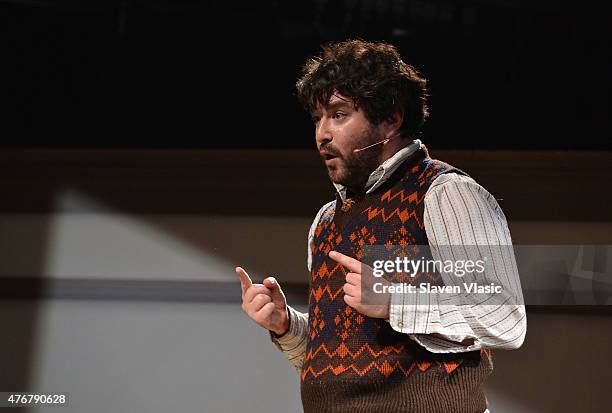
[235,267,253,296]
[263,276,286,306]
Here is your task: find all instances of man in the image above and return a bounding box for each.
[236,39,526,413]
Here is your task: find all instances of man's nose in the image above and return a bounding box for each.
[315,118,332,150]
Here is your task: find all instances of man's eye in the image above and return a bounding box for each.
[333,112,345,119]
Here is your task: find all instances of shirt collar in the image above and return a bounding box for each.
[333,139,422,202]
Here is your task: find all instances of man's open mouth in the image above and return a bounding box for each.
[320,151,338,161]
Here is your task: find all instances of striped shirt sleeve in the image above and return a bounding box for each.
[269,305,309,372]
[387,173,527,353]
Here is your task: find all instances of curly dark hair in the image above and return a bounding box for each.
[296,39,429,139]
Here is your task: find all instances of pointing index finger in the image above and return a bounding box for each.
[329,250,362,273]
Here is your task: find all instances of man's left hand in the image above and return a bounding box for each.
[329,250,392,320]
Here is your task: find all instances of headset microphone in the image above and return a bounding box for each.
[353,135,396,153]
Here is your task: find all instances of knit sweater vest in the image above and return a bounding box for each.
[301,146,493,413]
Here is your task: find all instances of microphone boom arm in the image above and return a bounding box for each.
[353,137,392,153]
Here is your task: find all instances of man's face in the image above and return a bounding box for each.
[313,93,386,191]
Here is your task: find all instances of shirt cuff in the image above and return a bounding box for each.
[269,305,308,352]
[388,283,436,334]
[387,285,481,353]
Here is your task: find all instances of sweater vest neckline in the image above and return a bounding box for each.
[332,145,430,231]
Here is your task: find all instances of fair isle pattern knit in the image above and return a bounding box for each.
[300,147,492,412]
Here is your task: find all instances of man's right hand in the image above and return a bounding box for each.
[235,266,290,337]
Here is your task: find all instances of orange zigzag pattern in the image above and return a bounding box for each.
[301,358,439,380]
[304,342,464,375]
[305,342,406,361]
[301,356,464,380]
[380,189,419,204]
[309,284,345,302]
[363,206,423,226]
[314,262,346,280]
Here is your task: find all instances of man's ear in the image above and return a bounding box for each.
[383,110,404,139]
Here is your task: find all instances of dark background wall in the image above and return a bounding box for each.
[1,0,611,149]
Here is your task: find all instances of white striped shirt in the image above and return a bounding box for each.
[271,141,527,383]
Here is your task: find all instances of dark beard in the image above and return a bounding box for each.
[336,146,383,193]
